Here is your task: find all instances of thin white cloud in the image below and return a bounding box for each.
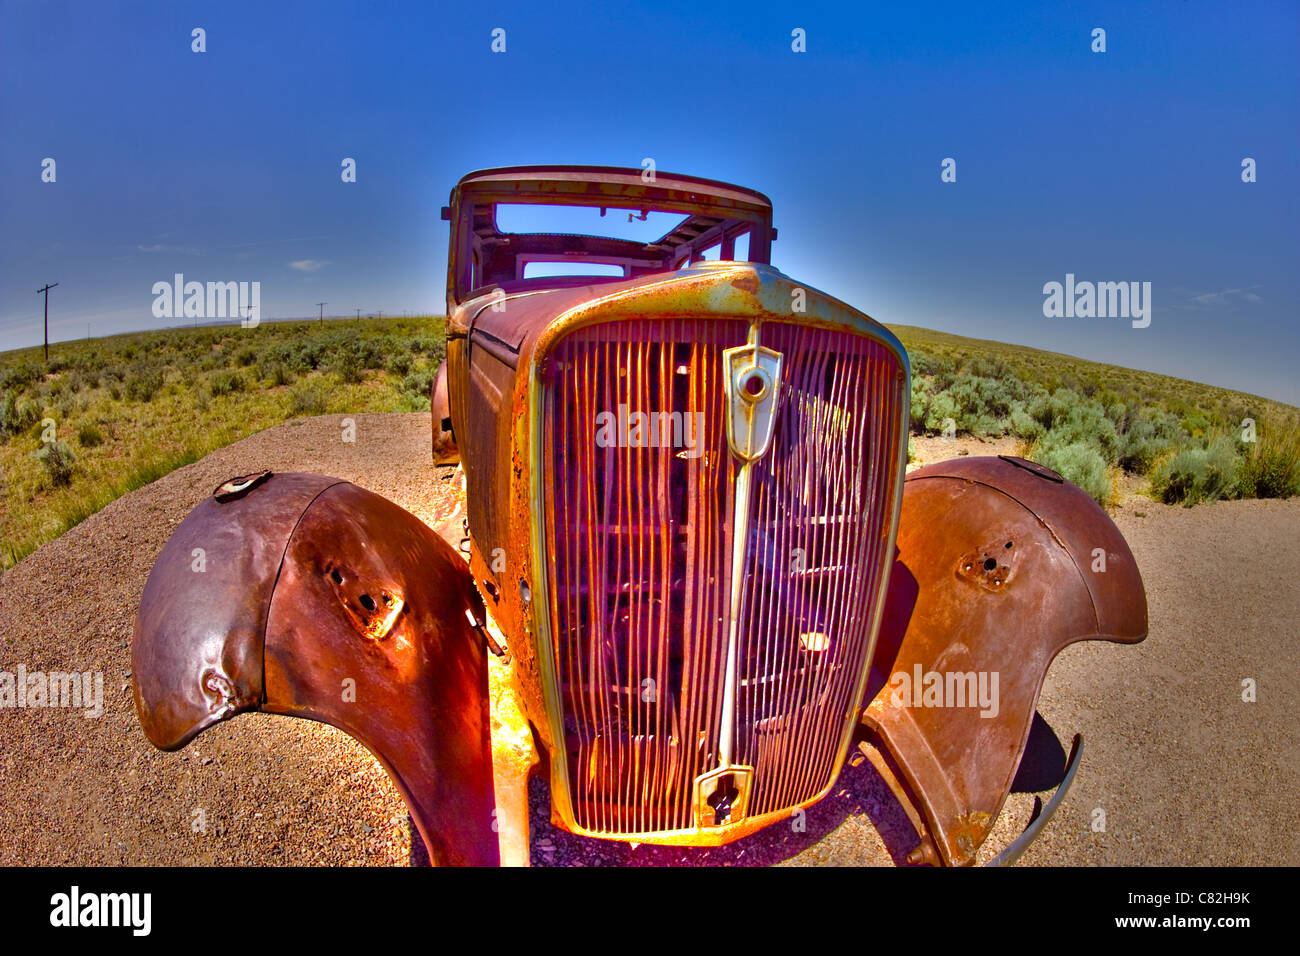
[290,259,326,272]
[1188,286,1263,306]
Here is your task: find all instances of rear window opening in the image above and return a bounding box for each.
[522,260,627,279]
[496,204,689,244]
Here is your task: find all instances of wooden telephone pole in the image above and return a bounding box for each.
[37,282,59,363]
[317,302,327,325]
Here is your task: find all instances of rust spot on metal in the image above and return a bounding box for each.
[954,811,994,855]
[958,537,1020,591]
[730,270,760,296]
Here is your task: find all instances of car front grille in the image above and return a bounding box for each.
[540,317,903,835]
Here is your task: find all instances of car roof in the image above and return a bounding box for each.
[452,165,773,217]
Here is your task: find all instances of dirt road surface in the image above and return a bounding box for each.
[1,415,1295,866]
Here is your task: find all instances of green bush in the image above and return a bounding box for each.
[210,370,246,396]
[1034,440,1111,506]
[908,361,1047,439]
[911,351,956,386]
[909,377,931,432]
[1151,435,1243,505]
[125,364,164,402]
[947,374,1036,434]
[77,422,104,448]
[296,341,327,370]
[359,339,387,370]
[387,351,413,377]
[1237,425,1300,499]
[66,369,94,393]
[288,378,330,416]
[1115,409,1184,474]
[1024,389,1122,465]
[924,390,961,433]
[401,369,433,410]
[97,364,125,388]
[332,348,364,384]
[1180,410,1213,439]
[0,361,41,394]
[1008,402,1043,440]
[34,440,77,487]
[258,360,297,387]
[1026,388,1077,432]
[1058,405,1120,464]
[0,391,40,440]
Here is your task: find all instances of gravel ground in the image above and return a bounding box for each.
[0,414,1296,866]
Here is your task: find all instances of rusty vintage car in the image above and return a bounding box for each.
[131,165,1147,866]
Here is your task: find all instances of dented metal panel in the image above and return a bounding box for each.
[132,472,499,866]
[860,456,1147,865]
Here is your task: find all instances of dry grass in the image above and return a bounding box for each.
[1,316,444,568]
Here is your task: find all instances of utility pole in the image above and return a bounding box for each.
[317,302,326,325]
[37,283,59,363]
[355,308,361,323]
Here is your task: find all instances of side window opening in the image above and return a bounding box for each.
[731,231,751,262]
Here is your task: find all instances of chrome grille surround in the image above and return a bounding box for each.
[533,314,907,840]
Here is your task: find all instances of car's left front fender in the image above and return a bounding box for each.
[132,471,499,866]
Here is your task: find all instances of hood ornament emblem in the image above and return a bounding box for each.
[722,337,783,462]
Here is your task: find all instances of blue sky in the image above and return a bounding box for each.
[1,0,1296,403]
